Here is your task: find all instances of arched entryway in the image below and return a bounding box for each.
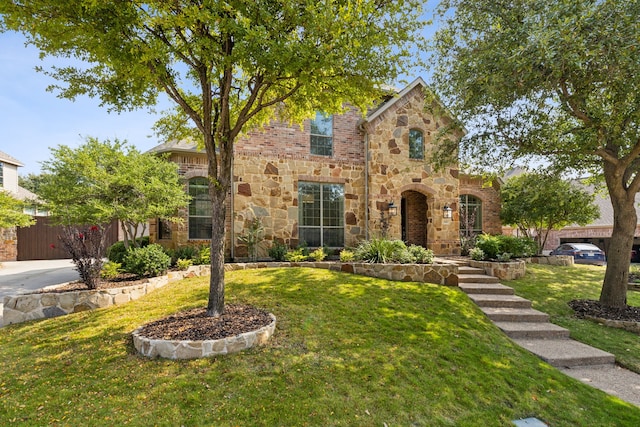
[401,191,428,247]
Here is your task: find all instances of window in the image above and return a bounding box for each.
[409,129,424,159]
[0,162,3,187]
[459,194,482,235]
[298,182,344,247]
[188,177,212,239]
[310,112,333,156]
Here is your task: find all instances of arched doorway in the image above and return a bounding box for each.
[401,191,428,247]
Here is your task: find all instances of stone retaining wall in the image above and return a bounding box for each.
[469,259,526,281]
[3,261,459,326]
[526,255,574,266]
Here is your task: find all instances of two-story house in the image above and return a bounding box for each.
[148,78,502,259]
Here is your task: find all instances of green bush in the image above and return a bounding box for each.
[408,245,435,264]
[106,236,150,264]
[354,238,408,264]
[268,241,288,261]
[309,248,327,262]
[176,258,193,271]
[285,248,308,262]
[474,234,538,260]
[339,249,355,262]
[469,247,485,261]
[100,261,121,280]
[123,244,171,277]
[196,246,210,265]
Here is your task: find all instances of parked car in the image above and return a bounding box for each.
[550,243,606,266]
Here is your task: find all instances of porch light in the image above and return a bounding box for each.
[388,201,398,217]
[443,204,453,219]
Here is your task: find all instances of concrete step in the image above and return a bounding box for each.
[481,307,550,323]
[457,274,500,284]
[459,282,515,295]
[457,266,485,275]
[513,338,615,368]
[494,322,571,339]
[468,294,532,309]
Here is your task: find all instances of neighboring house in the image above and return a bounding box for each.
[0,150,39,261]
[148,78,502,259]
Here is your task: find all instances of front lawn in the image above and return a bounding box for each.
[1,267,638,426]
[509,263,640,373]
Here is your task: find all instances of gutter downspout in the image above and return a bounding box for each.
[362,125,370,240]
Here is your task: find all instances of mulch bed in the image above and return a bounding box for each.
[33,273,149,293]
[136,304,273,341]
[569,299,640,323]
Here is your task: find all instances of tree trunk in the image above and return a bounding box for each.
[207,185,227,317]
[600,164,636,308]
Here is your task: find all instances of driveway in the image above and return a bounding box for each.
[0,259,79,325]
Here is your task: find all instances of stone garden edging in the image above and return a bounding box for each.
[132,314,277,359]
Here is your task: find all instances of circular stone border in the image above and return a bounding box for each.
[132,313,276,360]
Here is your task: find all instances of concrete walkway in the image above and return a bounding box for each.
[0,259,79,325]
[457,264,640,407]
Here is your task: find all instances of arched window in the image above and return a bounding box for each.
[459,194,482,235]
[409,129,424,159]
[188,177,212,239]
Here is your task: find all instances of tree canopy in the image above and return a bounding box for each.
[431,0,640,308]
[0,191,34,229]
[38,138,189,246]
[500,173,600,253]
[0,0,427,316]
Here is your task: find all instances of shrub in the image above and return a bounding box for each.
[475,234,538,260]
[339,249,355,262]
[496,252,512,262]
[106,236,150,264]
[309,248,326,262]
[171,245,200,264]
[59,225,108,289]
[100,261,122,280]
[268,241,288,261]
[354,238,407,264]
[285,248,308,262]
[237,217,264,261]
[123,244,171,277]
[195,246,210,265]
[176,258,193,271]
[469,247,485,261]
[460,234,477,256]
[408,245,435,264]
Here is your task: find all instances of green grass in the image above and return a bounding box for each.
[509,263,640,373]
[1,267,639,426]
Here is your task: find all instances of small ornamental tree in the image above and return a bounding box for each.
[500,173,600,254]
[0,191,34,229]
[58,225,108,289]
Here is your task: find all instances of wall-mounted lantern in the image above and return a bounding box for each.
[443,204,453,219]
[388,201,398,217]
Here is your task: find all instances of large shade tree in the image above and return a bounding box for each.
[431,0,640,308]
[0,0,427,316]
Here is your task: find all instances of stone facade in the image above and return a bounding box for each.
[148,79,501,258]
[0,226,18,261]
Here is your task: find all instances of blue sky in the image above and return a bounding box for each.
[0,32,169,176]
[0,11,436,177]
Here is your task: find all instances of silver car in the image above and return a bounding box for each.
[550,243,606,266]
